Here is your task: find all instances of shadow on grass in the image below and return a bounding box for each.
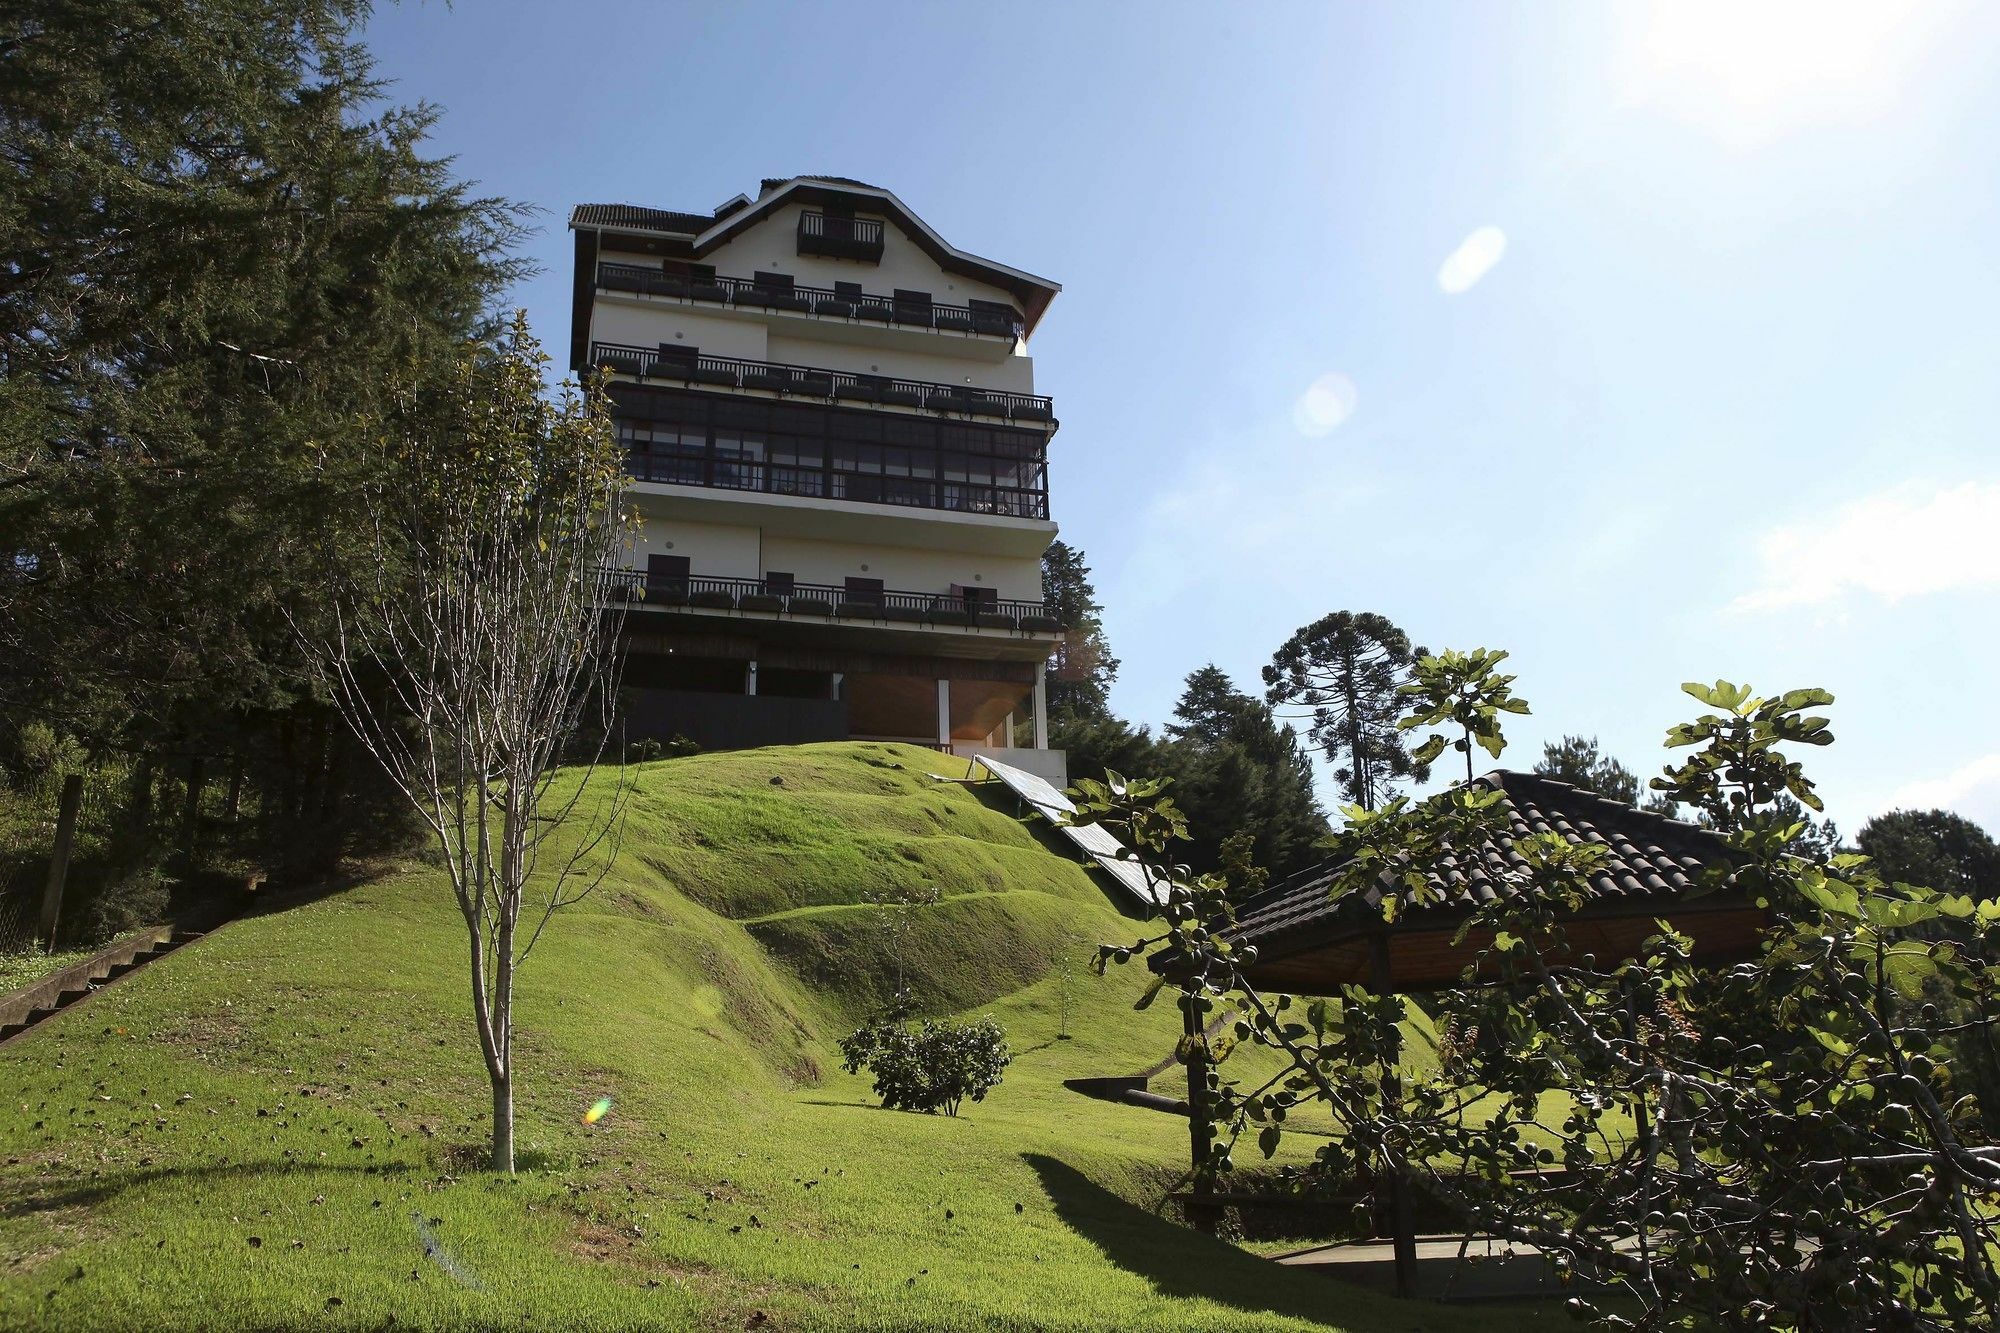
[795,1098,934,1116]
[0,1159,416,1220]
[1024,1152,1377,1326]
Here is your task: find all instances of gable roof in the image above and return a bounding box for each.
[568,203,716,235]
[1228,771,1755,993]
[569,176,1062,335]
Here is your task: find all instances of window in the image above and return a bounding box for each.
[766,434,823,497]
[711,442,763,491]
[618,421,705,486]
[611,390,1048,517]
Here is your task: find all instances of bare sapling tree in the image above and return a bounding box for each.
[299,313,634,1172]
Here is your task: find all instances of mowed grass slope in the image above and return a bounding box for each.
[0,742,1548,1332]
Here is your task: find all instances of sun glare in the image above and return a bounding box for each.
[1292,372,1358,436]
[1437,226,1507,296]
[1616,0,1946,148]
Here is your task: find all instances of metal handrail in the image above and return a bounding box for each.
[797,211,884,244]
[600,568,1057,626]
[588,341,1054,422]
[596,262,1022,338]
[796,210,886,259]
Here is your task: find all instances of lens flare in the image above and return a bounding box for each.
[584,1096,612,1125]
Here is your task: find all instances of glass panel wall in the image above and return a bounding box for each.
[611,390,1050,519]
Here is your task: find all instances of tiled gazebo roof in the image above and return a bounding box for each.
[1229,771,1754,994]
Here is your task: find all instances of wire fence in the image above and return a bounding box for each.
[0,881,41,955]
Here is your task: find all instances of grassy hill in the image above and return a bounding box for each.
[0,742,1548,1331]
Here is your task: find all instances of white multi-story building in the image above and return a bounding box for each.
[569,176,1068,780]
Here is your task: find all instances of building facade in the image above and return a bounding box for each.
[569,176,1068,781]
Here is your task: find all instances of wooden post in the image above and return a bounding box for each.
[316,732,344,822]
[1370,934,1419,1297]
[225,757,245,822]
[38,774,85,951]
[275,715,297,827]
[126,755,154,845]
[295,715,320,818]
[1181,990,1222,1235]
[179,755,205,867]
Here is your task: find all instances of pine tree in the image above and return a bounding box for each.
[1856,809,2000,899]
[1040,541,1119,722]
[1162,665,1327,881]
[0,0,523,800]
[1536,735,1681,818]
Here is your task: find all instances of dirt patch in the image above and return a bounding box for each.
[564,1215,729,1297]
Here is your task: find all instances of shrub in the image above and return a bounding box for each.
[623,735,699,764]
[82,865,170,941]
[839,1000,1012,1117]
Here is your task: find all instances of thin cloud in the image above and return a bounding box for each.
[1437,226,1507,295]
[1731,480,2000,612]
[1881,752,2000,831]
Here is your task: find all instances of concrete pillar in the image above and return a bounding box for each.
[1032,661,1049,750]
[936,678,951,747]
[830,671,844,701]
[745,660,758,696]
[1005,712,1016,747]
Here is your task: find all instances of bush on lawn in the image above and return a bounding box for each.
[840,997,1012,1117]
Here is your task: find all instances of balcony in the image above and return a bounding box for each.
[589,342,1055,426]
[796,210,885,261]
[596,263,1023,340]
[603,570,1061,634]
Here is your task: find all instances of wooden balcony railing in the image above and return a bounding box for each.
[600,569,1061,633]
[588,341,1054,425]
[597,262,1023,339]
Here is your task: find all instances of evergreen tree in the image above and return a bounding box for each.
[1857,809,2000,898]
[1263,611,1428,809]
[1166,665,1261,746]
[1050,712,1163,792]
[1161,664,1327,881]
[0,0,522,841]
[1536,735,1681,818]
[1040,541,1118,721]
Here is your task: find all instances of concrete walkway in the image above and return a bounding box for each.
[1273,1233,1586,1300]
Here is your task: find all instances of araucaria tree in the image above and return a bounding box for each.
[1263,611,1428,810]
[299,318,632,1172]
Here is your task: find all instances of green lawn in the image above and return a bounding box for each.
[0,742,1564,1331]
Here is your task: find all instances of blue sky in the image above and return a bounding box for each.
[362,1,2000,832]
